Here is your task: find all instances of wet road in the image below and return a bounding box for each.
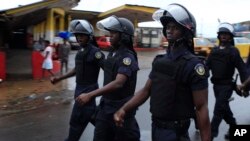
[1,49,250,141]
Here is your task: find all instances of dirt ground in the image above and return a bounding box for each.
[0,78,74,117]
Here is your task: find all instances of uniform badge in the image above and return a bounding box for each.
[194,63,205,76]
[95,52,102,59]
[123,57,131,66]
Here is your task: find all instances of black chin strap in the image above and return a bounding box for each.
[168,37,194,54]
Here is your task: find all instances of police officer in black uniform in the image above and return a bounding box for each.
[207,22,248,140]
[75,15,140,141]
[114,3,211,141]
[51,19,104,141]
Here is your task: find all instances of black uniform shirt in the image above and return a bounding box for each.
[206,46,247,82]
[75,44,104,85]
[149,49,208,91]
[113,48,139,77]
[75,44,104,69]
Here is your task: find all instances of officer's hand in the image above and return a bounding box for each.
[50,77,60,85]
[114,109,126,127]
[237,84,245,91]
[75,94,91,105]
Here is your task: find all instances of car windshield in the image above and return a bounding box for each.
[234,37,250,44]
[195,38,213,46]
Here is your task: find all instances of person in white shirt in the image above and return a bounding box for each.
[41,40,55,80]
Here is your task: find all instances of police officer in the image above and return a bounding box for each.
[114,3,211,141]
[51,19,104,141]
[206,22,248,140]
[75,15,140,141]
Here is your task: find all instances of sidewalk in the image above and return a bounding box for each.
[134,47,164,51]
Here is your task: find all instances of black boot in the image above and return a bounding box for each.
[211,116,222,138]
[224,131,229,140]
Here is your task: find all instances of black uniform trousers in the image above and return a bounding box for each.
[65,84,98,141]
[152,118,191,141]
[93,98,140,141]
[211,84,236,137]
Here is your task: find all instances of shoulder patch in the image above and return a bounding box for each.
[123,57,131,66]
[95,52,102,59]
[194,63,205,76]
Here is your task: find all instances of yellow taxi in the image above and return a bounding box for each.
[234,37,250,58]
[211,37,250,58]
[194,37,250,58]
[193,37,215,57]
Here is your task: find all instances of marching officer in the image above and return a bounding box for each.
[114,3,211,141]
[206,22,248,140]
[75,15,140,141]
[51,19,104,141]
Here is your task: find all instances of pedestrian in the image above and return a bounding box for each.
[75,15,140,141]
[41,40,55,81]
[58,32,71,74]
[51,19,104,141]
[206,22,248,140]
[113,3,211,141]
[33,37,44,51]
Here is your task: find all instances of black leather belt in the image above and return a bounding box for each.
[211,79,232,85]
[153,118,190,129]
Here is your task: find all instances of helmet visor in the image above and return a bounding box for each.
[96,16,123,32]
[153,4,191,25]
[152,9,166,22]
[78,20,93,34]
[69,20,79,32]
[69,20,93,35]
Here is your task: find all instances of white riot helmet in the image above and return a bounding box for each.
[152,3,196,37]
[96,15,134,36]
[217,22,235,37]
[217,22,235,45]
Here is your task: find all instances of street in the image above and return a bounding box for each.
[1,50,250,141]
